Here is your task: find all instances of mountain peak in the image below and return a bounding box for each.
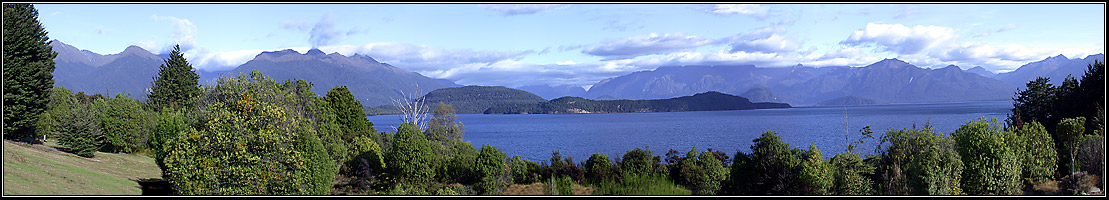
[1049,54,1069,60]
[121,45,149,54]
[867,58,913,69]
[306,48,326,57]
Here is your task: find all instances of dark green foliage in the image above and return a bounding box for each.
[829,152,875,195]
[584,153,615,184]
[384,122,436,187]
[798,143,833,195]
[4,3,57,143]
[295,124,337,195]
[99,93,154,153]
[873,127,963,195]
[1010,77,1056,128]
[1009,60,1104,177]
[150,108,190,171]
[722,131,803,195]
[422,86,547,114]
[1056,117,1086,174]
[346,134,385,191]
[484,91,790,114]
[952,117,1021,195]
[671,147,727,195]
[617,147,665,177]
[438,141,477,184]
[1075,134,1103,179]
[508,155,543,185]
[474,144,508,195]
[426,102,464,143]
[592,173,691,195]
[35,87,77,141]
[55,101,104,158]
[546,151,585,181]
[324,86,376,142]
[147,44,200,111]
[1013,122,1057,186]
[161,71,336,195]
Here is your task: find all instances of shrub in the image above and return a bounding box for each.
[384,122,436,187]
[55,102,104,158]
[474,144,508,195]
[829,152,875,195]
[723,131,803,195]
[161,71,336,195]
[798,143,833,195]
[952,117,1021,195]
[1014,122,1057,186]
[1076,134,1103,179]
[99,93,154,153]
[508,156,543,185]
[874,127,963,195]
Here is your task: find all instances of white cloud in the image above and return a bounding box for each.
[706,4,769,19]
[144,14,197,53]
[478,4,567,16]
[723,26,802,54]
[580,33,716,60]
[841,23,956,55]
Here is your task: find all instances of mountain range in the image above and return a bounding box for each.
[49,40,458,106]
[48,40,1103,108]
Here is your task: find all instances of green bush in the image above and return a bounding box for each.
[874,127,963,195]
[829,152,875,195]
[798,143,833,195]
[474,144,508,195]
[952,117,1021,195]
[592,173,691,195]
[584,153,615,184]
[35,87,77,141]
[723,131,803,195]
[673,147,727,195]
[508,155,543,184]
[161,71,336,195]
[1076,134,1103,179]
[99,93,154,153]
[1014,122,1057,185]
[55,101,104,158]
[150,108,191,171]
[384,122,436,187]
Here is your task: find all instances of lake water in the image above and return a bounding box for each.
[367,100,1013,163]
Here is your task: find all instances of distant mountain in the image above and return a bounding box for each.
[738,85,780,103]
[50,40,166,100]
[996,53,1105,88]
[785,59,1014,105]
[485,91,790,114]
[516,84,587,100]
[816,96,878,107]
[585,58,1016,106]
[422,86,547,114]
[965,66,996,78]
[226,49,460,106]
[583,64,834,101]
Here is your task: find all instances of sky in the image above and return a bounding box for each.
[34,3,1105,89]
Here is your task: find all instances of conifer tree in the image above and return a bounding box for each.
[4,3,57,143]
[147,44,199,111]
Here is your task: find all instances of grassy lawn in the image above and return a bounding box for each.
[3,140,162,196]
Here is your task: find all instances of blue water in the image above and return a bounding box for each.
[367,101,1013,163]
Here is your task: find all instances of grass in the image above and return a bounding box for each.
[3,140,162,196]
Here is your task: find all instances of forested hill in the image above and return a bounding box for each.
[422,86,548,114]
[484,91,791,114]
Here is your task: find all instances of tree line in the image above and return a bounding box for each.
[4,3,1104,196]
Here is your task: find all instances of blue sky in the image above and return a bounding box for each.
[35,3,1105,89]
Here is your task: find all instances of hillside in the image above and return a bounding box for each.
[422,86,548,114]
[226,49,459,106]
[2,140,162,195]
[484,91,790,114]
[50,40,166,101]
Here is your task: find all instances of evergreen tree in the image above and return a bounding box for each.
[4,3,57,143]
[147,44,200,111]
[324,86,375,141]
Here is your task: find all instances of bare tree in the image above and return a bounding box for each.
[391,83,430,130]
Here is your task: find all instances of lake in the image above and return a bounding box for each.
[367,100,1013,163]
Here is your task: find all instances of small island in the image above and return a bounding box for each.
[484,91,791,114]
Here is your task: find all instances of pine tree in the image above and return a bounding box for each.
[4,3,57,143]
[147,44,200,111]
